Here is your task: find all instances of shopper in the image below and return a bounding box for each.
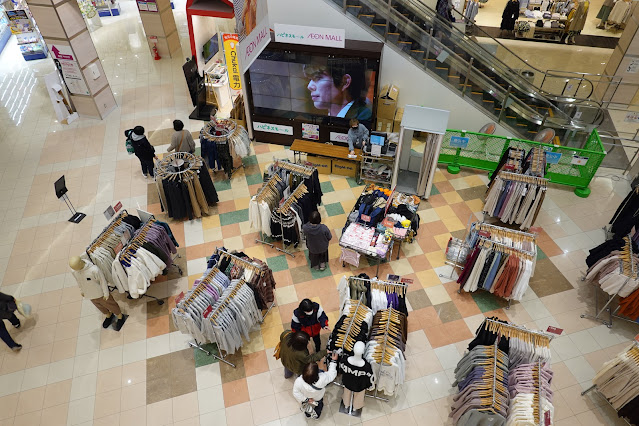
[126,126,157,178]
[302,211,332,270]
[293,354,339,420]
[0,292,21,351]
[168,120,196,154]
[279,330,327,378]
[347,119,369,156]
[291,298,329,353]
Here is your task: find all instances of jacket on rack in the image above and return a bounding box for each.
[291,302,329,338]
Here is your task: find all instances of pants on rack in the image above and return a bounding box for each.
[342,389,366,410]
[305,398,324,419]
[91,295,122,316]
[312,334,321,353]
[0,314,19,349]
[140,159,154,177]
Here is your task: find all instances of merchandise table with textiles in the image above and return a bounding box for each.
[583,342,639,425]
[199,118,251,179]
[249,161,322,254]
[456,222,538,304]
[170,247,276,367]
[450,317,555,425]
[339,185,420,271]
[154,153,219,221]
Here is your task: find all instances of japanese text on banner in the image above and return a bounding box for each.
[223,33,242,91]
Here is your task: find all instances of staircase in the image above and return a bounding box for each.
[326,0,606,143]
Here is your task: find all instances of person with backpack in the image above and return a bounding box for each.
[0,292,22,351]
[125,126,157,178]
[168,120,196,154]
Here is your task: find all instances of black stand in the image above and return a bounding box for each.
[61,193,86,223]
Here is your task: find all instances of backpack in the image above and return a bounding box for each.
[124,130,135,155]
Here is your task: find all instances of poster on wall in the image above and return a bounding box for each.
[222,33,241,91]
[253,121,293,135]
[146,0,158,11]
[302,123,319,140]
[50,44,90,96]
[6,10,31,34]
[274,23,345,48]
[234,0,269,71]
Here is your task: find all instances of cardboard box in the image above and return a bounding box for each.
[377,84,399,119]
[332,159,357,178]
[305,155,332,174]
[376,119,393,133]
[392,108,404,133]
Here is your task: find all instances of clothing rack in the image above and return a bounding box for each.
[475,222,537,242]
[497,170,548,186]
[277,183,308,214]
[253,174,282,250]
[154,152,203,180]
[483,317,555,345]
[201,118,245,178]
[348,276,408,295]
[273,159,314,177]
[370,308,402,401]
[477,236,536,258]
[177,269,218,358]
[215,247,276,321]
[335,294,369,352]
[86,209,129,256]
[581,233,636,328]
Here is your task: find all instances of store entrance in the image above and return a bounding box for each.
[395,129,422,195]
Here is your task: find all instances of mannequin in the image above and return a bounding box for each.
[69,256,127,331]
[340,341,375,412]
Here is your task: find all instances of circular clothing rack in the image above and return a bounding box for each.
[201,118,238,143]
[155,152,201,178]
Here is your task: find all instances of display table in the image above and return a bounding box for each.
[290,139,362,162]
[339,185,420,273]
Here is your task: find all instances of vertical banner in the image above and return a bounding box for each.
[222,33,241,91]
[234,0,269,71]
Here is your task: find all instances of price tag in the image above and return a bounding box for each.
[387,274,400,282]
[400,278,413,284]
[478,231,491,238]
[203,305,213,318]
[114,201,122,212]
[529,227,542,235]
[544,411,551,425]
[361,214,371,222]
[175,291,185,305]
[546,326,563,335]
[634,333,639,343]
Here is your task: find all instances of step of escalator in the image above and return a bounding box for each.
[372,23,386,36]
[358,14,375,25]
[346,5,362,16]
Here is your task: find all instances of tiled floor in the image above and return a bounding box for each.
[0,2,638,426]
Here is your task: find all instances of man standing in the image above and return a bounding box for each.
[168,120,196,154]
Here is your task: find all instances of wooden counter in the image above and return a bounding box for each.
[290,139,362,161]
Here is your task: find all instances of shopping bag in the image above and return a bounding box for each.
[15,299,32,318]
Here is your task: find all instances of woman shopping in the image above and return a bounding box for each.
[293,353,339,419]
[302,211,332,271]
[279,330,327,378]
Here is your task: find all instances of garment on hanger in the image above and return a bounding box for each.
[607,0,629,24]
[592,343,639,422]
[483,173,547,230]
[364,309,407,396]
[465,0,480,20]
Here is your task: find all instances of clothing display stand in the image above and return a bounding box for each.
[215,247,276,322]
[86,209,129,293]
[274,183,309,258]
[581,234,635,328]
[581,342,638,425]
[483,317,555,345]
[117,217,183,305]
[369,307,405,400]
[253,174,281,250]
[200,119,247,179]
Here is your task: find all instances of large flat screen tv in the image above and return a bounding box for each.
[202,34,219,63]
[247,48,379,126]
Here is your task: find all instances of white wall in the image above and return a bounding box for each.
[266,0,515,136]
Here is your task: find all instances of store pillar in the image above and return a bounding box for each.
[26,0,116,119]
[594,4,639,104]
[136,0,179,58]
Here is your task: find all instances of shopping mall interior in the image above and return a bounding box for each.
[0,0,639,425]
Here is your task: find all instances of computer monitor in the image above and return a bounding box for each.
[370,132,386,146]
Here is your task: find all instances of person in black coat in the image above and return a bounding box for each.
[500,0,520,31]
[126,126,158,178]
[0,292,21,351]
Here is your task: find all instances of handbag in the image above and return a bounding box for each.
[177,131,185,152]
[273,330,291,360]
[300,400,319,418]
[15,299,32,318]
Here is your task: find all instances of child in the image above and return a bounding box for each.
[302,211,332,271]
[125,126,157,178]
[292,298,329,353]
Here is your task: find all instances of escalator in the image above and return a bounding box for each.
[326,0,607,144]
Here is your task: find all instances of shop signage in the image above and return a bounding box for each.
[203,305,213,318]
[103,205,115,220]
[545,152,562,164]
[223,34,241,90]
[571,155,588,166]
[235,0,270,71]
[635,333,639,343]
[450,136,470,149]
[400,278,413,284]
[114,201,122,212]
[330,132,348,143]
[50,44,90,96]
[302,123,319,140]
[6,10,29,35]
[361,214,371,223]
[544,411,551,426]
[175,291,185,305]
[253,121,293,135]
[136,0,148,10]
[274,23,345,48]
[146,0,158,11]
[546,326,563,335]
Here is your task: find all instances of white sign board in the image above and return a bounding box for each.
[50,44,89,96]
[274,23,345,48]
[253,121,293,135]
[628,58,639,74]
[571,155,589,166]
[239,18,270,72]
[330,132,348,143]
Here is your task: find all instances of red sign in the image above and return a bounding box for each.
[478,231,491,238]
[400,278,413,284]
[544,410,551,425]
[546,326,563,335]
[529,227,542,235]
[114,202,122,212]
[175,291,185,305]
[634,333,639,343]
[203,305,213,318]
[361,214,371,223]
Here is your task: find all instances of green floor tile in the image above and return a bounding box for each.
[243,155,258,165]
[321,181,335,193]
[246,173,264,186]
[214,180,232,192]
[430,185,440,196]
[267,255,290,272]
[470,291,504,312]
[324,202,345,217]
[346,177,361,188]
[194,343,220,367]
[536,248,547,260]
[220,209,249,226]
[310,264,333,279]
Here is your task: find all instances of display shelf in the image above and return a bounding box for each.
[95,0,120,16]
[0,6,10,55]
[6,6,48,60]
